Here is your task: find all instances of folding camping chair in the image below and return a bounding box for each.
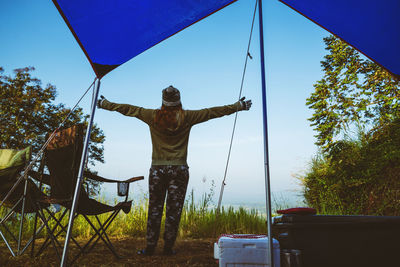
[0,147,49,257]
[30,124,144,264]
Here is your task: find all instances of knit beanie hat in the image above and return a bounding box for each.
[162,85,181,106]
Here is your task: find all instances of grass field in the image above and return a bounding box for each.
[0,190,267,240]
[0,190,268,265]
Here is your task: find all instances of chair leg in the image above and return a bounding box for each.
[0,197,23,240]
[37,208,68,253]
[0,197,22,236]
[34,208,62,261]
[36,209,83,263]
[0,228,16,257]
[85,214,119,255]
[21,221,45,255]
[0,197,47,257]
[94,213,119,252]
[74,210,118,257]
[0,198,24,256]
[51,210,83,250]
[1,218,19,243]
[31,202,67,257]
[31,209,39,257]
[84,211,117,252]
[85,211,120,256]
[70,211,121,265]
[31,155,46,257]
[35,208,73,256]
[17,178,29,255]
[17,195,45,257]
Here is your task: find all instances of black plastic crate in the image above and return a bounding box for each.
[272,215,400,267]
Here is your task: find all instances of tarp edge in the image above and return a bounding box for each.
[53,0,237,79]
[52,0,109,79]
[102,0,238,78]
[278,0,400,80]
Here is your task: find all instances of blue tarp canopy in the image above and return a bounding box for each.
[280,0,400,79]
[52,0,237,79]
[53,0,400,80]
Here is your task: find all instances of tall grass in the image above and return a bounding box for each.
[180,190,267,238]
[0,189,267,243]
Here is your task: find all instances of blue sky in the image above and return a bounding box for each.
[1,1,329,207]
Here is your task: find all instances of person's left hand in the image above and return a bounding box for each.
[240,97,252,110]
[97,95,106,109]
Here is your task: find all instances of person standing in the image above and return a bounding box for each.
[97,86,252,255]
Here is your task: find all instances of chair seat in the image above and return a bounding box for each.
[72,199,132,215]
[0,179,49,213]
[38,196,132,215]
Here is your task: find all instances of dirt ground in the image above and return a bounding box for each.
[0,237,219,266]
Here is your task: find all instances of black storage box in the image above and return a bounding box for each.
[272,214,400,267]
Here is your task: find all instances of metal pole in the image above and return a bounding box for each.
[258,0,274,266]
[60,79,101,266]
[17,174,29,255]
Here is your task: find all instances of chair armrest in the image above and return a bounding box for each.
[123,176,144,183]
[84,170,144,184]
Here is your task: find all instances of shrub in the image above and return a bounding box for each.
[301,119,400,215]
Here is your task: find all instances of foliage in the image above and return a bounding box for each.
[0,67,105,195]
[306,36,400,150]
[301,119,400,215]
[303,35,400,215]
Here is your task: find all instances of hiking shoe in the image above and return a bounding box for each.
[137,246,155,256]
[163,247,177,256]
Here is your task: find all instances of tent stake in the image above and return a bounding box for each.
[60,79,101,267]
[258,0,274,266]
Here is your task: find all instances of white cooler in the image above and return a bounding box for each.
[214,234,280,267]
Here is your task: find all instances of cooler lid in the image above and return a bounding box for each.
[217,234,279,249]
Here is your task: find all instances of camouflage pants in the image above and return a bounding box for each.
[146,165,189,249]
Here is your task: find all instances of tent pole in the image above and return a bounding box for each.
[60,78,101,267]
[258,0,274,266]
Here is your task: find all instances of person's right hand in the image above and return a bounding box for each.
[240,97,252,110]
[97,95,106,109]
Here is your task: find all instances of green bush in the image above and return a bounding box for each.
[301,119,400,215]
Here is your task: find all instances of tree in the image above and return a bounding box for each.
[301,118,400,216]
[306,35,400,150]
[0,67,105,195]
[301,36,400,215]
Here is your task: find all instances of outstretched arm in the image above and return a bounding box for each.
[186,97,252,125]
[97,96,154,124]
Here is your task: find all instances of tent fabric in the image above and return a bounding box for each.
[279,0,400,80]
[52,0,237,79]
